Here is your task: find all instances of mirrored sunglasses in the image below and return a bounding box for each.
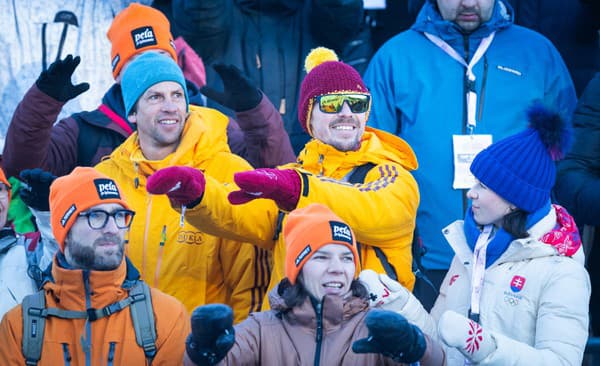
[315,94,371,114]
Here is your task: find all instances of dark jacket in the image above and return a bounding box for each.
[168,0,373,154]
[3,80,295,178]
[554,72,600,226]
[207,286,446,365]
[506,0,600,96]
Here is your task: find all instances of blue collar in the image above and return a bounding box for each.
[464,200,551,268]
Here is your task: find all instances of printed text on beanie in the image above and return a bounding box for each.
[284,203,360,284]
[49,167,131,252]
[107,3,177,79]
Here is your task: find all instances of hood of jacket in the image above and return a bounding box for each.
[43,256,129,310]
[103,106,231,186]
[294,126,418,178]
[267,285,369,331]
[412,0,513,43]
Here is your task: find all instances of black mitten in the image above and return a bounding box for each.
[35,55,90,102]
[352,309,426,363]
[19,169,57,212]
[200,63,262,112]
[186,304,235,366]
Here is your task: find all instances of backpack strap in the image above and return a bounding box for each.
[347,163,402,279]
[128,282,157,365]
[21,291,47,366]
[20,282,157,365]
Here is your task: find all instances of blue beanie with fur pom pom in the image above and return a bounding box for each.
[470,102,572,212]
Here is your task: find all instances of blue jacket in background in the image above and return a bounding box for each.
[363,0,577,270]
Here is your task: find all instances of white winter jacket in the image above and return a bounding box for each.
[397,208,590,366]
[0,232,36,320]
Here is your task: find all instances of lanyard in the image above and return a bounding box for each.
[470,224,493,317]
[424,32,495,132]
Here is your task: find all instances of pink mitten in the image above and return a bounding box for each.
[147,166,206,206]
[228,169,300,211]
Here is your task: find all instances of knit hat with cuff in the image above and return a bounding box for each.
[107,3,177,79]
[121,52,189,117]
[49,167,131,251]
[470,102,572,213]
[284,203,360,284]
[297,47,370,135]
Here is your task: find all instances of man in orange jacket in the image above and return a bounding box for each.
[0,167,189,365]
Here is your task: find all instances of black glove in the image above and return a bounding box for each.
[35,55,90,102]
[352,309,427,363]
[186,304,235,366]
[19,169,57,212]
[201,63,262,112]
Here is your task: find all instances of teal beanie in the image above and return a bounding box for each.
[121,52,188,116]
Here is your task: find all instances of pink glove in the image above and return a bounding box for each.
[438,310,497,363]
[228,169,301,211]
[146,166,206,207]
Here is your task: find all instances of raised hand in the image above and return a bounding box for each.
[19,168,57,211]
[201,63,262,112]
[36,55,90,102]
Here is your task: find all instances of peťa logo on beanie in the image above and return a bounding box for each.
[94,179,121,200]
[131,26,157,49]
[330,221,353,245]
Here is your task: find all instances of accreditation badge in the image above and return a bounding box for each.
[452,134,492,189]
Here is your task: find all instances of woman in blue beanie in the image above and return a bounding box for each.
[359,103,591,365]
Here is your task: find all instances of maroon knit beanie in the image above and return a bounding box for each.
[297,47,369,135]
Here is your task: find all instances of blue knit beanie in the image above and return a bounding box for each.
[470,103,572,213]
[121,52,189,116]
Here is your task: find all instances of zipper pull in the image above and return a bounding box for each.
[255,54,261,69]
[279,98,286,114]
[160,225,167,246]
[180,205,187,227]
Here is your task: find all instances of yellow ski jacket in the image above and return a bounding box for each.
[186,127,419,308]
[95,106,270,322]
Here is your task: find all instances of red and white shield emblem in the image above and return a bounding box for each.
[510,275,526,292]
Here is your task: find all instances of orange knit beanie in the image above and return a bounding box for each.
[284,203,360,284]
[107,3,177,79]
[49,167,131,251]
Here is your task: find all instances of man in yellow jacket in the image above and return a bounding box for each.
[147,47,420,308]
[95,52,270,322]
[0,167,189,365]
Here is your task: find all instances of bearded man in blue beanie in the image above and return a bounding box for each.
[359,103,591,365]
[95,52,270,323]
